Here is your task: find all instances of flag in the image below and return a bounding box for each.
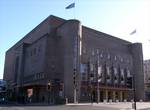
[65,3,75,9]
[130,29,136,35]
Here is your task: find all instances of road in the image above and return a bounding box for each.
[0,102,150,110]
[0,105,118,110]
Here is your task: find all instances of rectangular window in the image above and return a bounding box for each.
[106,66,111,83]
[90,63,94,71]
[98,66,102,76]
[114,56,117,60]
[127,69,131,77]
[114,67,118,84]
[120,69,125,85]
[80,64,88,81]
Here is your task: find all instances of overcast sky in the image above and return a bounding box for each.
[0,0,150,79]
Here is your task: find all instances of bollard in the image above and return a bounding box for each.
[132,103,135,109]
[140,99,143,102]
[124,99,127,102]
[65,98,68,104]
[103,99,107,104]
[109,99,112,103]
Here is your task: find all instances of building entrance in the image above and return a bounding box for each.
[100,91,104,102]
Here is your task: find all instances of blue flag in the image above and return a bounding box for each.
[130,29,136,35]
[65,3,75,9]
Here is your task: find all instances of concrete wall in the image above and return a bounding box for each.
[129,43,144,101]
[57,20,81,102]
[23,35,47,85]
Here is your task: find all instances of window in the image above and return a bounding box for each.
[98,66,102,76]
[114,56,117,60]
[80,40,82,55]
[80,64,88,81]
[120,69,125,84]
[127,69,131,77]
[113,67,118,82]
[96,49,99,54]
[106,66,110,76]
[100,53,103,58]
[92,49,95,56]
[100,51,103,58]
[120,57,123,62]
[106,66,111,83]
[114,67,117,75]
[114,76,117,80]
[121,69,124,78]
[107,54,110,59]
[90,63,94,71]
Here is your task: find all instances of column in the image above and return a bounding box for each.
[120,91,123,102]
[113,91,116,102]
[105,90,108,101]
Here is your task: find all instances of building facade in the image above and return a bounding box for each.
[3,15,144,103]
[144,60,150,101]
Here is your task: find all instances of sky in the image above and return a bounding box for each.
[0,0,150,79]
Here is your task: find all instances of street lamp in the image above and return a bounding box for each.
[130,30,137,110]
[47,80,52,103]
[90,74,94,104]
[133,74,137,110]
[97,54,101,103]
[73,68,77,103]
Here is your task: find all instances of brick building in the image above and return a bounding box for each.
[3,15,144,103]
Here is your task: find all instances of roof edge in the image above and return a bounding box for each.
[6,15,66,53]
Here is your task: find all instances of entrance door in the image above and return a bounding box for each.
[100,91,104,102]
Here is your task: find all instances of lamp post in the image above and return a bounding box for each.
[90,74,94,104]
[47,80,51,104]
[133,74,137,110]
[97,76,100,103]
[129,30,137,110]
[73,68,77,103]
[97,54,100,103]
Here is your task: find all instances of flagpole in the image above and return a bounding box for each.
[65,1,76,19]
[73,0,76,19]
[129,29,137,43]
[130,29,137,110]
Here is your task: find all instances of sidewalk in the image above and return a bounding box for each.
[66,102,150,110]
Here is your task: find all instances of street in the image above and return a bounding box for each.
[0,105,117,110]
[0,102,150,110]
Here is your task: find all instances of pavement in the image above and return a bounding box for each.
[0,102,150,110]
[67,102,150,110]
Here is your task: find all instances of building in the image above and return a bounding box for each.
[3,15,144,103]
[144,60,150,101]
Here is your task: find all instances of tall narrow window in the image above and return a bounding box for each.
[80,64,88,81]
[14,56,19,82]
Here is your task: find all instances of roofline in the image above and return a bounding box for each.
[6,15,132,53]
[82,26,132,44]
[6,15,66,53]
